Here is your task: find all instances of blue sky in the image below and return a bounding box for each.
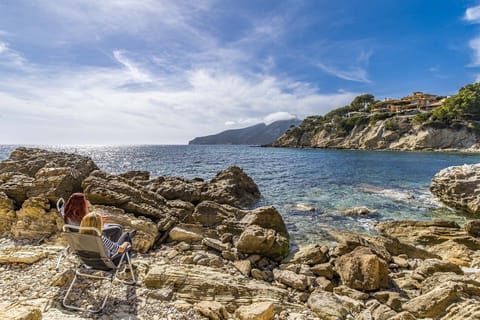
[0,0,480,144]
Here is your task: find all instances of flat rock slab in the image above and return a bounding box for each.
[144,263,289,311]
[0,303,42,320]
[0,247,47,264]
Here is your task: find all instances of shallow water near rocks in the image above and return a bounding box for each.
[1,144,480,246]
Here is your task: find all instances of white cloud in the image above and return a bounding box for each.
[316,62,371,83]
[264,112,296,124]
[0,41,28,70]
[465,5,480,23]
[0,64,357,144]
[112,50,152,83]
[0,1,363,144]
[470,37,480,66]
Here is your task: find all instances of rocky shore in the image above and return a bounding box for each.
[271,116,480,152]
[1,147,480,319]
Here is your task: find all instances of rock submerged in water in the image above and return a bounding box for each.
[343,206,372,216]
[430,163,480,214]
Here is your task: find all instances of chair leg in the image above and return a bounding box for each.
[62,269,115,314]
[113,252,137,285]
[124,252,137,285]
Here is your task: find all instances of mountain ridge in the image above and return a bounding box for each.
[189,119,301,145]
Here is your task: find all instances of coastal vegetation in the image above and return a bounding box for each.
[276,82,480,151]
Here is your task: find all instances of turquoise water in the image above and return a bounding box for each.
[1,145,480,244]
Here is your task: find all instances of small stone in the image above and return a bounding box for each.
[284,244,328,265]
[373,291,406,312]
[251,268,270,281]
[167,250,179,260]
[221,250,238,261]
[208,256,224,268]
[248,254,262,264]
[195,301,230,320]
[174,300,193,312]
[235,302,274,320]
[169,227,203,242]
[273,269,308,291]
[176,242,191,251]
[147,288,174,301]
[343,206,372,216]
[234,260,252,277]
[220,233,233,243]
[392,255,409,268]
[50,269,74,287]
[333,285,369,301]
[203,237,231,252]
[180,255,194,264]
[310,263,334,279]
[315,277,333,292]
[298,264,314,276]
[465,220,480,237]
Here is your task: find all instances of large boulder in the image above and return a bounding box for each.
[335,247,389,291]
[0,173,34,205]
[82,170,175,221]
[0,147,98,204]
[94,205,158,252]
[283,244,329,265]
[146,166,260,208]
[178,202,290,261]
[403,282,465,318]
[235,206,289,260]
[411,259,463,281]
[307,290,360,319]
[0,192,15,234]
[11,197,61,240]
[430,164,480,214]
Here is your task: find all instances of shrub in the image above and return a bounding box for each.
[413,112,431,125]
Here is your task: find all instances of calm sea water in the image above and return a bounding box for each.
[1,145,480,244]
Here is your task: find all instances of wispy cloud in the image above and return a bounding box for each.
[465,4,480,80]
[264,112,296,124]
[465,5,480,23]
[112,50,152,83]
[0,0,362,144]
[316,62,371,83]
[0,62,357,144]
[469,37,480,66]
[0,41,28,70]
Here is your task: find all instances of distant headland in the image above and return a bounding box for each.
[189,118,301,145]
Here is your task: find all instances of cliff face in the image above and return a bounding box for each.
[272,116,480,151]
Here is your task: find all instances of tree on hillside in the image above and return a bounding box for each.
[350,94,375,111]
[433,83,480,121]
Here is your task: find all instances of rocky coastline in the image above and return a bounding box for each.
[271,116,480,152]
[1,147,480,319]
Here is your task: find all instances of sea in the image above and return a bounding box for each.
[1,144,480,245]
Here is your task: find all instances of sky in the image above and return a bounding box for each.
[1,0,480,144]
